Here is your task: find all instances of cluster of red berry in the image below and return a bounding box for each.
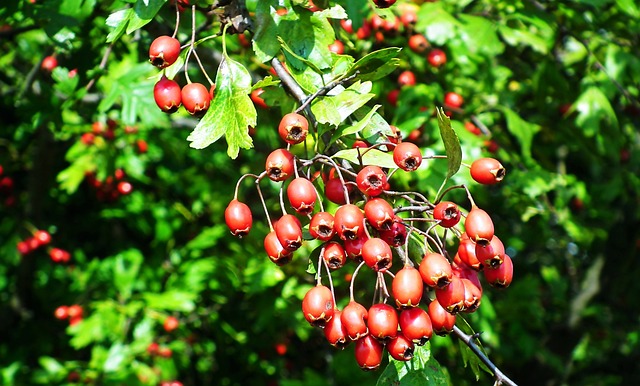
[225,105,513,370]
[16,229,72,263]
[84,168,133,202]
[54,304,84,326]
[0,164,16,207]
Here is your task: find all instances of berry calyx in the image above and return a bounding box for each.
[470,157,506,185]
[323,241,347,270]
[224,199,253,237]
[387,333,414,361]
[433,201,461,228]
[334,204,365,241]
[278,112,309,145]
[181,83,211,116]
[274,214,303,252]
[435,275,466,314]
[154,76,182,113]
[484,254,514,288]
[287,177,317,215]
[309,212,335,241]
[301,285,335,328]
[419,252,452,289]
[356,165,387,197]
[362,238,393,272]
[149,36,181,68]
[265,149,295,182]
[264,231,292,266]
[393,141,422,172]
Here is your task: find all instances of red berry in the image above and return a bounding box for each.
[136,139,148,154]
[419,253,452,289]
[323,241,347,270]
[433,201,461,228]
[301,285,334,328]
[49,248,71,263]
[364,198,395,231]
[328,40,345,54]
[278,112,309,145]
[470,157,506,185]
[274,214,303,252]
[264,230,292,266]
[362,238,393,272]
[149,36,181,68]
[324,177,351,205]
[34,230,51,246]
[393,142,422,171]
[408,34,429,53]
[399,307,432,345]
[444,92,464,109]
[392,266,423,308]
[225,199,253,237]
[287,177,317,215]
[427,49,447,67]
[154,76,182,113]
[341,301,369,340]
[26,237,40,251]
[344,235,368,262]
[54,305,69,320]
[387,333,414,361]
[378,218,407,247]
[341,19,354,34]
[354,335,384,370]
[356,165,387,197]
[334,204,365,241]
[475,234,505,268]
[164,316,179,332]
[435,275,466,314]
[368,303,398,341]
[372,0,396,9]
[324,309,349,349]
[387,89,400,106]
[457,235,483,270]
[460,277,482,313]
[265,149,295,182]
[147,342,159,355]
[309,211,335,241]
[158,347,172,358]
[464,121,482,135]
[67,304,83,318]
[397,70,416,87]
[484,253,514,288]
[251,88,268,109]
[181,83,211,116]
[428,300,456,335]
[41,55,58,72]
[117,181,133,195]
[465,206,494,245]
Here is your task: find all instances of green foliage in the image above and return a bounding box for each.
[1,0,639,386]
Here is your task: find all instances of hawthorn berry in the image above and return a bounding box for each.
[393,141,422,171]
[224,199,253,237]
[364,198,395,231]
[387,89,400,106]
[117,181,133,195]
[309,211,335,241]
[419,252,452,289]
[356,165,387,197]
[408,34,429,53]
[397,70,416,87]
[465,206,494,245]
[34,230,51,246]
[470,157,506,185]
[354,335,384,371]
[41,55,58,72]
[433,201,461,228]
[444,92,464,109]
[49,248,71,263]
[344,235,368,261]
[387,333,414,361]
[154,76,182,113]
[372,0,397,9]
[378,218,407,247]
[428,300,456,335]
[457,235,483,271]
[264,231,292,266]
[324,309,349,349]
[475,234,505,268]
[149,36,181,68]
[324,177,351,205]
[278,112,309,145]
[341,301,369,340]
[460,277,482,313]
[427,48,447,67]
[399,307,432,345]
[181,83,211,116]
[54,305,69,320]
[164,316,179,332]
[287,177,317,215]
[250,88,268,109]
[362,238,393,272]
[334,204,365,241]
[484,254,513,288]
[323,241,347,270]
[265,149,295,182]
[368,303,398,341]
[301,285,334,328]
[435,275,466,314]
[328,40,345,54]
[274,214,303,252]
[392,266,423,308]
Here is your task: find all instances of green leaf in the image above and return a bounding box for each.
[143,291,196,312]
[38,356,64,376]
[187,55,256,158]
[348,47,402,81]
[57,152,96,194]
[498,14,554,54]
[280,9,335,70]
[416,2,460,45]
[436,108,462,179]
[458,14,504,56]
[186,225,227,250]
[252,1,281,63]
[113,249,143,300]
[252,75,281,90]
[376,343,450,386]
[127,0,167,34]
[501,107,541,161]
[616,0,640,17]
[572,86,619,137]
[310,81,375,126]
[105,8,132,43]
[104,342,128,373]
[333,148,397,169]
[334,104,381,140]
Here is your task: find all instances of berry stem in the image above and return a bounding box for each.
[316,245,325,286]
[254,176,273,231]
[463,184,477,208]
[234,173,261,201]
[349,261,366,302]
[172,1,181,39]
[278,182,287,217]
[322,255,337,307]
[191,49,215,86]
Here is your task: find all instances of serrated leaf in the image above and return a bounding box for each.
[252,76,281,90]
[187,55,255,158]
[314,4,347,19]
[333,148,396,169]
[279,9,335,70]
[106,8,132,43]
[252,1,281,63]
[331,105,381,145]
[126,0,166,34]
[310,81,375,126]
[355,106,394,139]
[436,108,462,179]
[57,153,96,194]
[348,47,402,80]
[113,249,143,300]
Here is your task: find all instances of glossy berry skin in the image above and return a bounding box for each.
[362,238,393,272]
[16,241,30,255]
[324,309,349,349]
[465,207,494,245]
[397,70,416,87]
[433,201,461,228]
[164,316,179,332]
[393,142,422,172]
[444,92,464,109]
[302,285,334,328]
[309,211,335,241]
[470,157,506,185]
[287,177,317,215]
[250,88,268,109]
[54,305,69,320]
[344,235,368,261]
[149,36,181,68]
[356,165,387,197]
[224,199,252,237]
[427,48,447,67]
[334,204,365,241]
[428,300,456,335]
[117,181,133,195]
[181,83,211,116]
[274,214,303,252]
[387,333,414,361]
[419,253,452,289]
[278,112,309,145]
[373,0,396,8]
[457,236,483,271]
[328,39,345,54]
[392,266,423,308]
[265,149,295,182]
[264,231,292,266]
[387,89,400,106]
[379,218,407,247]
[41,55,58,72]
[368,303,398,341]
[354,335,384,371]
[324,177,351,205]
[49,248,71,263]
[475,234,505,268]
[399,307,432,345]
[484,254,513,288]
[460,278,482,313]
[34,230,51,246]
[408,34,429,53]
[323,241,347,270]
[364,198,395,230]
[341,301,369,340]
[67,304,83,319]
[154,76,182,113]
[435,275,466,314]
